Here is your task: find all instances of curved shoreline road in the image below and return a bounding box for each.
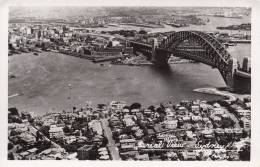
[193,87,250,102]
[100,118,121,160]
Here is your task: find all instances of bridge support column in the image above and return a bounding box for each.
[132,45,138,55]
[225,58,238,92]
[154,51,170,67]
[151,38,158,62]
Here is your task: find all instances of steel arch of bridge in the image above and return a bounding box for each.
[156,31,236,87]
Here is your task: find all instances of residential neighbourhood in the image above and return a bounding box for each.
[8,97,251,160]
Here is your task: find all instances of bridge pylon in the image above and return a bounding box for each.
[225,58,238,92]
[151,38,158,62]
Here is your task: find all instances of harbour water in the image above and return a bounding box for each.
[8,52,225,115]
[8,44,250,115]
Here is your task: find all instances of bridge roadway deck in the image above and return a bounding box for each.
[235,70,251,78]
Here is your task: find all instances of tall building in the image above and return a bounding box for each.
[77,145,95,160]
[26,27,32,35]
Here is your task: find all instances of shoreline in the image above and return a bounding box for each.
[193,87,250,102]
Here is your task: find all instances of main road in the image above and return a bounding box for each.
[29,124,63,149]
[100,118,121,160]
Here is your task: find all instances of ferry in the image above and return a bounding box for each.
[223,42,237,48]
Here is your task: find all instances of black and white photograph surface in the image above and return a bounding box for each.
[1,0,260,164]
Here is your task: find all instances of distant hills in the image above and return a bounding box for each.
[9,6,251,20]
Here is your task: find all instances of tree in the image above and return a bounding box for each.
[190,126,196,133]
[242,130,249,138]
[101,137,108,147]
[53,137,65,146]
[130,103,142,110]
[8,116,22,124]
[122,126,132,135]
[8,143,14,150]
[75,130,80,136]
[36,131,43,141]
[8,152,14,160]
[97,104,106,109]
[156,107,166,115]
[239,144,250,161]
[64,144,78,153]
[63,125,71,134]
[73,106,77,113]
[139,29,147,35]
[217,136,229,146]
[143,127,148,136]
[10,130,20,136]
[123,105,130,110]
[8,108,19,116]
[148,105,155,112]
[107,41,113,47]
[221,118,234,128]
[239,120,244,128]
[28,117,34,124]
[35,140,51,151]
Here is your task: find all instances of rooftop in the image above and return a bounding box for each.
[77,145,94,151]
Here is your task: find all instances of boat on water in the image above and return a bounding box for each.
[227,43,237,46]
[223,42,237,48]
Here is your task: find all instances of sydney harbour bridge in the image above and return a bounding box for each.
[127,31,251,93]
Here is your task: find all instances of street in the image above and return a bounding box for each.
[29,125,62,149]
[100,118,121,160]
